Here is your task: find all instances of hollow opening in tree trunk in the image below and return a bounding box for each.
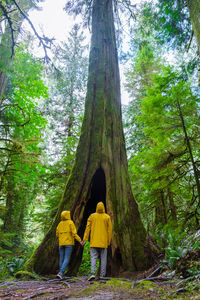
[79,167,106,237]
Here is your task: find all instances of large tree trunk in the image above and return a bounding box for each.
[25,0,150,275]
[187,0,200,53]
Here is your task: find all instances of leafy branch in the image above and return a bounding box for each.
[0,2,15,57]
[0,0,55,61]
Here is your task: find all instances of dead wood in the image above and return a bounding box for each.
[131,275,174,288]
[24,291,54,299]
[148,266,164,278]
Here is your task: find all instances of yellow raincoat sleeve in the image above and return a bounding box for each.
[70,221,81,243]
[56,224,59,238]
[83,214,92,241]
[107,217,112,246]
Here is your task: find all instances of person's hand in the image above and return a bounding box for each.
[80,241,86,246]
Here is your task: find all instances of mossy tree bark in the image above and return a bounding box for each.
[167,189,177,223]
[187,0,200,53]
[26,0,150,275]
[154,190,167,226]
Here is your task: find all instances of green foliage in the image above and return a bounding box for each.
[127,65,200,228]
[15,270,41,280]
[123,1,162,155]
[64,0,93,27]
[154,0,192,48]
[0,232,15,256]
[182,230,200,251]
[153,225,200,272]
[0,256,25,279]
[152,223,187,269]
[152,223,186,249]
[187,265,200,277]
[164,246,187,269]
[78,242,99,276]
[5,257,24,275]
[0,243,34,280]
[44,24,87,157]
[4,45,48,135]
[78,242,91,275]
[0,43,48,244]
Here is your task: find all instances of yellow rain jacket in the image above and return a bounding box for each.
[56,211,81,246]
[83,202,112,248]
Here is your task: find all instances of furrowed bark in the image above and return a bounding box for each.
[187,0,200,54]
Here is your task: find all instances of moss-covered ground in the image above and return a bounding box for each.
[0,276,199,299]
[70,277,200,300]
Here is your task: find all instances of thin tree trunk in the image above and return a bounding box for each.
[3,180,15,233]
[3,175,26,237]
[66,94,74,137]
[0,71,8,103]
[167,188,177,223]
[25,0,151,275]
[0,24,12,102]
[176,100,200,202]
[155,190,167,225]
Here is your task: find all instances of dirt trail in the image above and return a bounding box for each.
[0,276,199,299]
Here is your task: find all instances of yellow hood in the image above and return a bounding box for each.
[56,211,81,246]
[96,202,105,213]
[83,201,112,248]
[61,210,71,220]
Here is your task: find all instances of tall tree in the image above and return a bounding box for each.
[128,66,200,228]
[44,24,88,163]
[26,0,151,275]
[155,0,200,57]
[0,0,43,101]
[154,0,192,49]
[0,45,48,243]
[124,1,162,154]
[186,0,200,53]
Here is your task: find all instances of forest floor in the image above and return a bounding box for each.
[0,273,199,300]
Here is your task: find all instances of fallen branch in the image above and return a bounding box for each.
[24,291,54,300]
[140,276,174,282]
[168,287,187,297]
[148,266,163,278]
[131,276,174,289]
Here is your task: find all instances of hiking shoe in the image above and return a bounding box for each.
[88,274,95,281]
[56,272,63,279]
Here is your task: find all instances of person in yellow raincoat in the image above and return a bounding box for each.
[56,210,82,279]
[82,202,112,281]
